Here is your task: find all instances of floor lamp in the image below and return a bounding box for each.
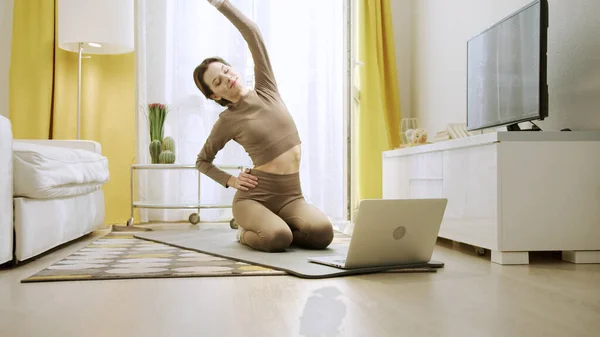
[58,0,143,231]
[57,0,134,140]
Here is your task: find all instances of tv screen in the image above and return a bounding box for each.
[466,0,548,131]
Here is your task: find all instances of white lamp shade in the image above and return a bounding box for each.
[58,0,134,54]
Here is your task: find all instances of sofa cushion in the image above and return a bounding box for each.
[13,142,109,199]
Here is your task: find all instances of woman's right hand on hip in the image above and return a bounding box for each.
[228,169,258,191]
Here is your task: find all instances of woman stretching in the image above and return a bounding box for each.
[193,0,334,252]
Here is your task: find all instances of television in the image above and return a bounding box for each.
[466,0,549,131]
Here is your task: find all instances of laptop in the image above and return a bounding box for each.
[308,198,447,269]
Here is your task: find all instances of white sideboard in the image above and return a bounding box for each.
[382,131,600,265]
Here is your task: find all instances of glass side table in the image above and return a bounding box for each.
[117,164,244,231]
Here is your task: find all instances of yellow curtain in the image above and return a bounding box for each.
[357,0,402,200]
[9,0,136,225]
[9,1,55,139]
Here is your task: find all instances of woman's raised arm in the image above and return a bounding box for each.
[207,0,278,95]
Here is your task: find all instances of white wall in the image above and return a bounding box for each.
[0,0,14,118]
[390,0,412,119]
[410,0,600,134]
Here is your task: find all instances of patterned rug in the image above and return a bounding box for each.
[22,233,285,283]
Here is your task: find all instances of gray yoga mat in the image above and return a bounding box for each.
[134,227,444,279]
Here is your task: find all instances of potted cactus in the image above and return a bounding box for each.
[159,136,176,164]
[147,103,176,164]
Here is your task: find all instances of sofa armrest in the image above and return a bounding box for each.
[0,116,14,264]
[14,139,102,155]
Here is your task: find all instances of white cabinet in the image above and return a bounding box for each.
[382,131,600,265]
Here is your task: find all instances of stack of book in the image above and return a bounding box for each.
[433,123,473,142]
[433,130,451,142]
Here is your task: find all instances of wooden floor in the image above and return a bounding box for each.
[1,224,599,337]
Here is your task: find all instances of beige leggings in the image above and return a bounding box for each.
[232,169,334,252]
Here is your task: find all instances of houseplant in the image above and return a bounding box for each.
[147,103,176,164]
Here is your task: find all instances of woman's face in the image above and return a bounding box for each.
[202,62,243,101]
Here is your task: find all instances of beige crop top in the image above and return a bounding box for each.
[195,0,302,188]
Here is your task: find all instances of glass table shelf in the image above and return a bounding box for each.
[125,164,244,227]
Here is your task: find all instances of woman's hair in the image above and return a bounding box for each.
[193,57,232,107]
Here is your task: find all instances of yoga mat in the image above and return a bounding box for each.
[134,227,444,279]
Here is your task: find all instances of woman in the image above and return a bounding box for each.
[193,0,334,252]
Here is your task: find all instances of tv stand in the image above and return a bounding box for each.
[507,122,542,131]
[382,131,600,265]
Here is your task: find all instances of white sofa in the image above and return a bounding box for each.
[0,116,12,264]
[0,115,109,264]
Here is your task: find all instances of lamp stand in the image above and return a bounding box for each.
[75,42,151,233]
[76,42,92,139]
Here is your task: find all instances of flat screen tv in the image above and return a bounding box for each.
[466,0,549,131]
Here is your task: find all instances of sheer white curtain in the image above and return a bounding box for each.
[135,0,345,223]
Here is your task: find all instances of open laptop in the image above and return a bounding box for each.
[308,198,447,269]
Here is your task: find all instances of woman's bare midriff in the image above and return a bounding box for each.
[253,144,301,174]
